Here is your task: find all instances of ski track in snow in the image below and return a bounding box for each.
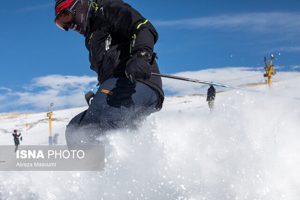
[1,78,300,199]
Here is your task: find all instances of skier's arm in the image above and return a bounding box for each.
[103,2,158,55]
[101,2,159,84]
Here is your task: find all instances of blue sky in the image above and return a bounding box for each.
[1,0,300,112]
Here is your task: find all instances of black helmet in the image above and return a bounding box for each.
[54,0,81,31]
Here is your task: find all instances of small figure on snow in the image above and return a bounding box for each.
[12,130,22,152]
[53,133,59,145]
[54,0,164,145]
[207,85,216,112]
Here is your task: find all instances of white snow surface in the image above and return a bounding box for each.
[1,75,300,199]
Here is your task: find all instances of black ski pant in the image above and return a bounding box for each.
[65,77,160,146]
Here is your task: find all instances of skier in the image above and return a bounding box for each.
[207,85,216,112]
[12,130,21,152]
[54,0,164,145]
[53,133,59,145]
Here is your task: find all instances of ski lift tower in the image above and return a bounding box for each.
[47,103,54,145]
[264,54,276,88]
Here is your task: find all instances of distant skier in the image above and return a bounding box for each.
[207,85,216,112]
[12,130,21,152]
[54,0,164,145]
[53,133,59,145]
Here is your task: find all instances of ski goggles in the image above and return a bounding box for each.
[54,0,80,31]
[54,11,74,31]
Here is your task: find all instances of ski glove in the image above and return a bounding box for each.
[125,51,152,85]
[85,91,95,106]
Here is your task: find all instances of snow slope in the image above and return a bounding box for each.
[1,76,300,199]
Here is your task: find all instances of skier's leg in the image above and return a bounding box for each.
[65,110,97,146]
[208,100,214,112]
[87,77,159,131]
[65,77,159,146]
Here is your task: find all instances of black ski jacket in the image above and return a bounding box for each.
[85,0,164,109]
[12,133,21,146]
[207,86,216,101]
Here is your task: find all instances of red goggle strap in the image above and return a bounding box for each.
[55,0,74,16]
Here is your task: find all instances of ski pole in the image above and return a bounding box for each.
[151,72,263,93]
